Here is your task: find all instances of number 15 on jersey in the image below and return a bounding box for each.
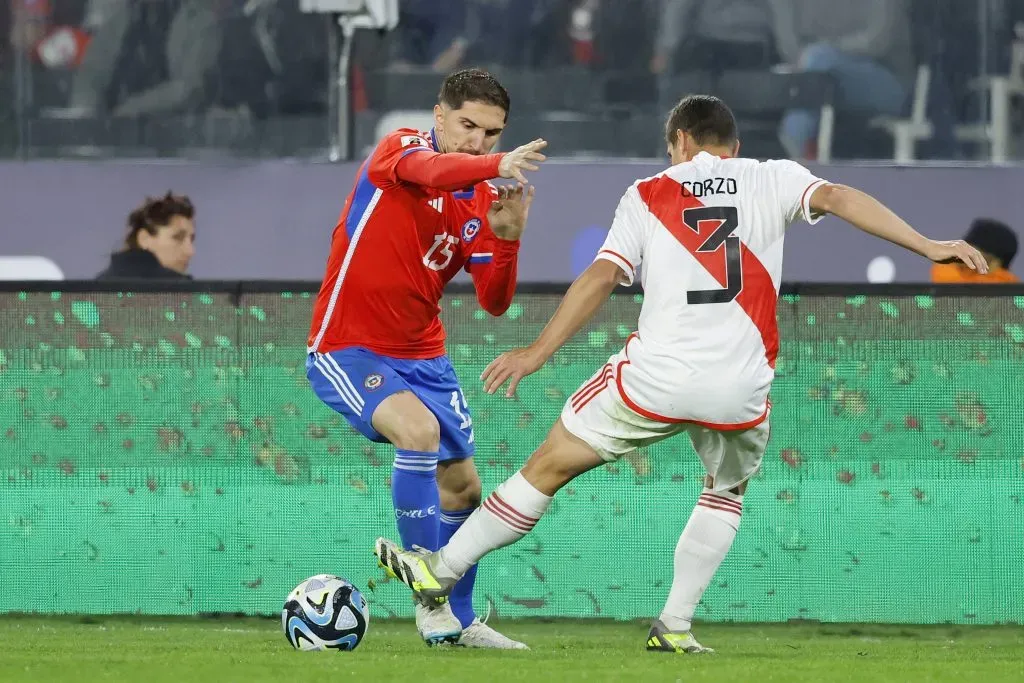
[424,233,459,271]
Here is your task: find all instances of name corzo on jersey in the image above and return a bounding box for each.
[681,177,738,198]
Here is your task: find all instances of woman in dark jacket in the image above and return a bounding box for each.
[96,192,196,279]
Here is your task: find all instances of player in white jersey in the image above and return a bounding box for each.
[373,95,988,652]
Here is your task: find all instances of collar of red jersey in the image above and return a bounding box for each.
[427,128,441,152]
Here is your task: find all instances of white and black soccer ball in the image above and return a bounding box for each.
[281,574,370,651]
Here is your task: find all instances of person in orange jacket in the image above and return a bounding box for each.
[931,218,1019,283]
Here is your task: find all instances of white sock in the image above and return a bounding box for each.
[659,488,743,632]
[435,471,552,578]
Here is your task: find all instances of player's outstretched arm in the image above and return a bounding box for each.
[394,139,548,192]
[809,184,989,273]
[481,259,623,397]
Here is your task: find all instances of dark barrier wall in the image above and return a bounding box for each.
[0,283,1022,623]
[2,161,1023,282]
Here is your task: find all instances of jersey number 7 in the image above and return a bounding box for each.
[684,206,741,305]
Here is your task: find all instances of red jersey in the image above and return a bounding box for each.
[308,129,520,358]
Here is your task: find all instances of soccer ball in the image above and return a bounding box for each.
[281,574,370,651]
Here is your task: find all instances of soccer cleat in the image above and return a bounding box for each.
[646,619,715,654]
[458,617,529,650]
[374,537,456,606]
[415,602,462,646]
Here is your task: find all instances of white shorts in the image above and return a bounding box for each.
[560,364,770,492]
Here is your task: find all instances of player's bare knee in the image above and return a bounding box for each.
[372,391,441,450]
[399,417,440,454]
[393,414,441,452]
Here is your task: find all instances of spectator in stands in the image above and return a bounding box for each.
[770,0,913,160]
[931,219,1019,284]
[405,0,653,73]
[391,0,468,71]
[96,192,195,279]
[650,0,775,75]
[434,0,541,71]
[576,0,657,70]
[67,0,220,117]
[402,0,553,72]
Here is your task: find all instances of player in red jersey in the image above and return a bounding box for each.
[307,69,546,648]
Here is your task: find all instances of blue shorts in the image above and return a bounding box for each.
[306,348,475,461]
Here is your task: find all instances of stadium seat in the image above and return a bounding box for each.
[871,65,935,163]
[655,72,716,115]
[493,68,599,114]
[954,32,1024,163]
[602,70,659,110]
[363,69,443,112]
[502,113,641,157]
[713,70,836,161]
[365,68,600,117]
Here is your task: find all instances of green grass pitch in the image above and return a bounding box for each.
[1,617,1021,683]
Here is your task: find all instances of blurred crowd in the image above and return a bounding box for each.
[0,0,326,120]
[0,0,1022,160]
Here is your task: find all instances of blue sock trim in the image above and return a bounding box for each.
[394,449,439,473]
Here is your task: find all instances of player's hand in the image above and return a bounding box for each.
[487,183,535,241]
[498,139,548,184]
[924,239,989,273]
[481,346,546,397]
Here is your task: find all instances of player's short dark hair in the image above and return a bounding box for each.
[665,95,738,147]
[438,68,510,121]
[124,191,195,249]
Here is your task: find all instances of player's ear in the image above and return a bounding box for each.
[732,139,741,158]
[433,104,445,128]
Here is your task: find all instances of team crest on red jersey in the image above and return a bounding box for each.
[364,373,384,391]
[461,218,482,243]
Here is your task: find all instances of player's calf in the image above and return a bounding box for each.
[437,458,482,511]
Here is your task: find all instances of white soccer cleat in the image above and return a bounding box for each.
[458,617,529,650]
[415,602,462,646]
[646,619,715,654]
